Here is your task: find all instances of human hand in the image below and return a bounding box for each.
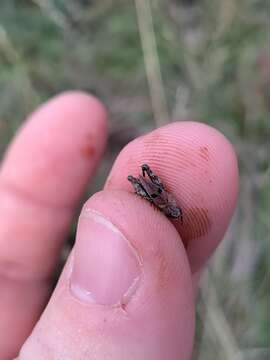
[0,92,238,359]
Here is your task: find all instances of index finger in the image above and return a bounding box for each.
[105,121,239,274]
[0,91,107,359]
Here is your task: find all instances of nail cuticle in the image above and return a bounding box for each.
[70,274,141,308]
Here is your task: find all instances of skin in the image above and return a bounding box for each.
[0,91,239,359]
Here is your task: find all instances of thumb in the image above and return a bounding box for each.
[19,190,194,360]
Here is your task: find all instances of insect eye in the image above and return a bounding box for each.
[157,188,162,194]
[151,193,158,198]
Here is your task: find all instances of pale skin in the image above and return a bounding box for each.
[0,92,239,359]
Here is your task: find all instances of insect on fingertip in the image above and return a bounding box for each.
[127,164,183,222]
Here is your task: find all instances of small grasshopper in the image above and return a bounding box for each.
[127,164,183,222]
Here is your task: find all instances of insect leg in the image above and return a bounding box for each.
[141,164,164,189]
[127,175,152,201]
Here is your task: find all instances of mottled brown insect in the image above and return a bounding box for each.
[127,164,183,222]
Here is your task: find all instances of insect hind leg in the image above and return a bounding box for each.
[141,164,164,189]
[127,175,152,200]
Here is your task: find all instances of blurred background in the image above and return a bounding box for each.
[0,0,270,359]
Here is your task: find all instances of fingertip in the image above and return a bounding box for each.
[39,90,108,131]
[0,91,108,207]
[105,121,239,272]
